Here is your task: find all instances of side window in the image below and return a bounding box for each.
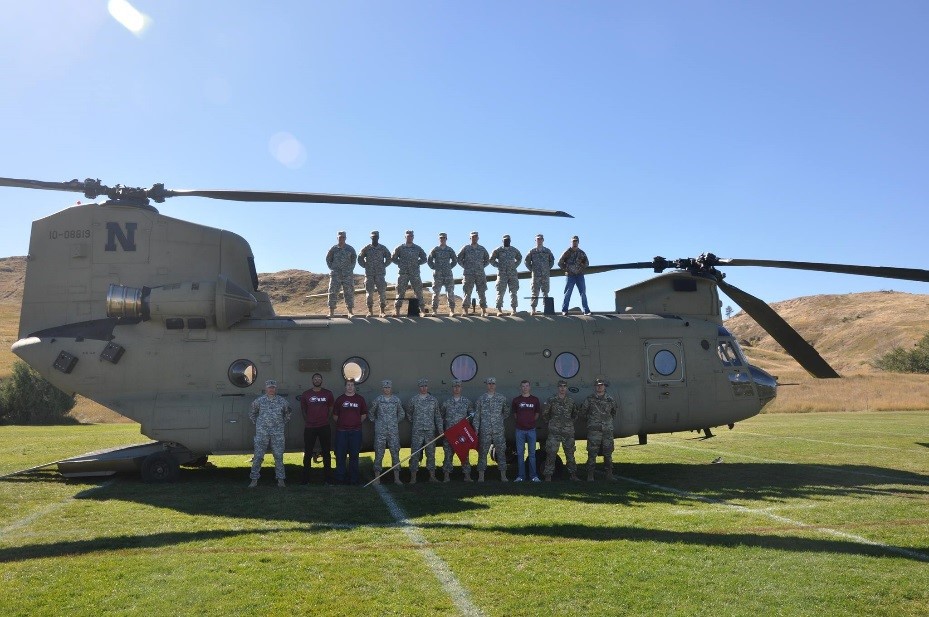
[717,341,742,367]
[342,356,370,383]
[450,354,478,382]
[554,352,580,379]
[228,359,258,388]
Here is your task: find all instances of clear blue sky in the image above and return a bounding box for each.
[2,1,928,313]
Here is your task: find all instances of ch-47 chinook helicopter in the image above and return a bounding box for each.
[4,176,929,482]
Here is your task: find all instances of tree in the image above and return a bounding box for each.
[724,305,733,319]
[0,361,76,424]
[875,333,929,374]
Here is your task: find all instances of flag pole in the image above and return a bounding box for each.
[363,432,447,488]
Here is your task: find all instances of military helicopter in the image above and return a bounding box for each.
[4,176,929,482]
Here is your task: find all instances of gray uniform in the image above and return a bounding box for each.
[249,394,292,480]
[358,242,392,313]
[580,393,619,476]
[368,394,404,473]
[392,243,428,311]
[326,243,357,311]
[490,245,522,311]
[428,245,458,312]
[457,243,490,309]
[542,394,578,477]
[406,394,442,474]
[441,396,474,475]
[524,246,555,310]
[473,392,510,474]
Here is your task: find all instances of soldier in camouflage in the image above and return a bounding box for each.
[368,379,404,484]
[357,230,392,317]
[473,376,510,482]
[392,230,428,316]
[326,230,357,318]
[440,379,474,481]
[457,231,490,316]
[541,379,580,481]
[428,232,459,316]
[406,378,442,483]
[490,234,522,315]
[248,379,292,488]
[524,234,555,315]
[580,378,619,481]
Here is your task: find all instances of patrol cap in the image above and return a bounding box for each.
[405,229,414,235]
[571,235,579,242]
[439,232,447,238]
[557,379,568,386]
[484,377,497,384]
[381,379,392,388]
[594,377,609,386]
[370,230,379,237]
[502,234,510,241]
[418,378,429,387]
[536,234,544,240]
[452,379,463,386]
[470,231,478,237]
[265,379,277,388]
[338,231,346,237]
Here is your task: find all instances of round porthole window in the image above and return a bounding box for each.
[554,352,580,379]
[228,359,258,388]
[450,354,478,382]
[342,356,370,383]
[654,350,677,376]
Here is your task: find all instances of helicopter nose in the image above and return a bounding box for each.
[749,364,777,404]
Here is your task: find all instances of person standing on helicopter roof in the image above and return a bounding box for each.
[326,230,357,318]
[558,235,590,315]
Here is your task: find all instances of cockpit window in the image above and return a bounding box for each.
[717,340,743,367]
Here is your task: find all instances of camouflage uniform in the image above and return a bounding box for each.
[406,393,442,476]
[428,243,458,313]
[392,242,428,312]
[457,242,490,310]
[474,391,510,477]
[580,392,619,479]
[490,243,522,312]
[369,393,404,475]
[542,393,578,479]
[357,239,392,314]
[524,245,555,311]
[441,395,474,477]
[326,242,357,312]
[249,393,292,481]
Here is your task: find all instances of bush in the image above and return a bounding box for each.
[875,333,929,374]
[0,361,76,424]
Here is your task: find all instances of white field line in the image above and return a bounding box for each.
[650,440,929,485]
[0,480,115,537]
[375,484,484,617]
[615,473,929,562]
[735,431,926,452]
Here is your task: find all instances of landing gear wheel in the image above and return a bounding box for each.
[141,452,180,483]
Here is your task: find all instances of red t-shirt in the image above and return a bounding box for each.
[511,395,541,430]
[300,388,334,428]
[334,394,367,431]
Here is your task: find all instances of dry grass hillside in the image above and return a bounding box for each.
[1,256,927,419]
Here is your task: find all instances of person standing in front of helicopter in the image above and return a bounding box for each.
[558,235,591,315]
[368,379,405,484]
[298,372,334,485]
[248,379,292,488]
[457,231,490,316]
[490,234,522,315]
[428,232,459,316]
[524,233,555,315]
[542,379,580,482]
[511,380,542,482]
[440,379,474,481]
[326,230,357,318]
[473,377,510,482]
[405,378,442,484]
[333,379,367,485]
[392,230,428,316]
[580,378,618,481]
[357,230,392,317]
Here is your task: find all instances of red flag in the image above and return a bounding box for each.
[443,418,477,464]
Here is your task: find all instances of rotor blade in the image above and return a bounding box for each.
[718,258,929,283]
[165,189,572,218]
[0,177,87,194]
[717,279,840,379]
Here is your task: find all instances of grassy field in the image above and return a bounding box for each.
[1,412,927,616]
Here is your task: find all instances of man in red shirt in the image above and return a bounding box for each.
[298,373,334,485]
[333,379,367,485]
[511,379,542,482]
